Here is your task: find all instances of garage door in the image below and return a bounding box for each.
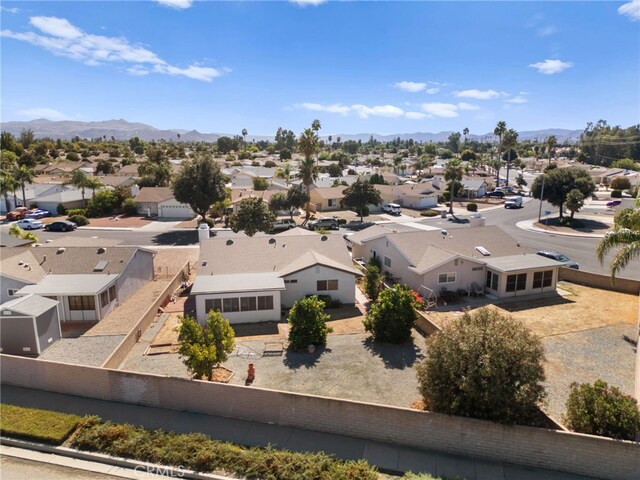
[159,204,194,218]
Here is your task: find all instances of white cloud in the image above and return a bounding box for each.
[529,59,573,75]
[457,102,480,111]
[453,89,504,100]
[619,0,640,21]
[419,103,459,118]
[1,6,20,14]
[289,0,327,6]
[425,87,440,94]
[1,16,223,82]
[506,96,528,104]
[537,25,558,37]
[394,81,426,93]
[295,102,428,120]
[296,103,352,115]
[351,104,405,119]
[405,111,427,120]
[154,0,193,9]
[16,108,70,121]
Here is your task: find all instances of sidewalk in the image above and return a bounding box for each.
[0,385,592,480]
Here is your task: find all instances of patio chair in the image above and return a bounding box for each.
[470,282,485,297]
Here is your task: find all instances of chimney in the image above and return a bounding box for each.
[198,223,210,245]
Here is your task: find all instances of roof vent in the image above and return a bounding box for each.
[18,261,23,266]
[202,261,208,267]
[269,238,276,244]
[475,246,491,256]
[320,235,328,241]
[57,247,65,254]
[226,239,234,246]
[97,247,107,254]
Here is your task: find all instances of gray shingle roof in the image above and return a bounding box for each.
[18,274,119,295]
[134,187,175,204]
[29,246,146,275]
[0,249,47,283]
[192,272,285,295]
[0,294,59,317]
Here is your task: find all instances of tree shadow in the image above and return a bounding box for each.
[362,337,424,369]
[151,230,198,246]
[283,346,332,370]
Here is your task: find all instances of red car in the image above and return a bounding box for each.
[606,200,622,208]
[6,207,29,220]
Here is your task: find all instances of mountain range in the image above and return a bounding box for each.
[0,118,584,144]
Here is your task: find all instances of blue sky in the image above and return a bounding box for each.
[1,1,639,136]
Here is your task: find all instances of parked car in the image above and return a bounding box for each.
[485,190,505,198]
[504,196,523,209]
[271,218,296,232]
[25,208,51,219]
[345,220,375,231]
[44,220,77,232]
[382,203,402,215]
[307,217,339,230]
[606,200,622,208]
[536,250,579,269]
[15,218,44,230]
[6,207,29,221]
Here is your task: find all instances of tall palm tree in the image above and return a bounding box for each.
[298,127,320,220]
[493,121,507,187]
[63,169,90,207]
[1,174,19,212]
[241,128,248,144]
[503,128,519,186]
[85,176,105,199]
[311,119,321,132]
[596,207,640,282]
[14,165,35,207]
[463,127,469,143]
[444,158,464,216]
[545,135,557,165]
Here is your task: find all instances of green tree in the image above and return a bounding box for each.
[0,173,19,212]
[545,135,557,165]
[229,197,274,236]
[86,190,119,217]
[138,160,172,187]
[369,173,386,185]
[364,264,383,301]
[95,159,115,175]
[13,164,35,207]
[415,308,546,425]
[446,132,461,153]
[531,167,596,219]
[19,129,35,149]
[610,176,631,190]
[217,136,239,154]
[363,285,417,344]
[565,189,585,219]
[1,131,18,153]
[252,176,269,191]
[463,127,470,143]
[176,312,235,381]
[269,184,308,221]
[502,128,519,186]
[444,158,464,215]
[493,121,507,186]
[515,173,527,189]
[0,149,18,171]
[298,127,320,220]
[173,155,228,223]
[342,179,382,221]
[241,128,248,144]
[611,158,640,171]
[63,170,91,207]
[564,380,640,440]
[287,296,332,349]
[460,149,477,163]
[596,207,640,281]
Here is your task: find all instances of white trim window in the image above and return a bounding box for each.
[317,279,339,291]
[438,272,456,284]
[7,289,19,297]
[384,256,391,268]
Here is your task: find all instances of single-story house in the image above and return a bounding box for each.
[36,188,96,214]
[309,186,346,212]
[115,164,141,177]
[3,245,155,323]
[0,294,61,356]
[230,188,280,214]
[460,176,489,198]
[351,225,563,300]
[134,187,195,219]
[374,183,439,210]
[311,175,359,189]
[192,230,361,324]
[0,183,66,212]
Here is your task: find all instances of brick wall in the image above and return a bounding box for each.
[1,355,638,480]
[559,268,640,294]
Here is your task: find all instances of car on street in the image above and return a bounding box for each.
[271,218,296,232]
[485,190,505,198]
[6,207,29,221]
[15,218,44,230]
[382,203,402,215]
[44,220,77,232]
[25,208,51,219]
[606,200,622,208]
[307,217,339,230]
[504,196,523,209]
[345,220,375,231]
[536,250,579,269]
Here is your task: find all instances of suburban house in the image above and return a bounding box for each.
[309,186,346,212]
[2,245,155,323]
[34,188,93,214]
[230,188,280,214]
[374,183,439,210]
[0,294,61,356]
[351,225,563,300]
[134,187,195,219]
[192,230,361,324]
[459,176,489,198]
[0,183,66,212]
[310,175,359,189]
[115,164,140,177]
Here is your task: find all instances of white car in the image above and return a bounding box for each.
[383,203,402,215]
[15,218,44,230]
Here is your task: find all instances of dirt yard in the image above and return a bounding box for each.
[85,215,152,228]
[426,282,637,338]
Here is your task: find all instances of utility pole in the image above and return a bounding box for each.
[537,174,546,223]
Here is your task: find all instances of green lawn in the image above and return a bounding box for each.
[0,404,82,445]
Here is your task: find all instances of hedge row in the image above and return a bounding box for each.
[0,404,82,444]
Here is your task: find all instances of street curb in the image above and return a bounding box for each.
[0,437,234,480]
[515,220,607,238]
[78,226,135,232]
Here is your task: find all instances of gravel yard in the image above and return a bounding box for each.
[39,335,125,366]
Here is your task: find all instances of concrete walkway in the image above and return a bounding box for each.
[1,385,596,480]
[516,214,614,238]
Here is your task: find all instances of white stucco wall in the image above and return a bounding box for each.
[195,290,282,324]
[116,250,155,304]
[158,198,195,219]
[281,265,356,307]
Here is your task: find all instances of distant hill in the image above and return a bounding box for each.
[0,118,583,143]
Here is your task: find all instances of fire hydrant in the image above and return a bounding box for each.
[247,363,255,383]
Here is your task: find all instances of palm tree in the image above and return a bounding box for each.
[298,127,320,221]
[14,165,35,207]
[596,207,640,282]
[64,170,90,207]
[503,128,519,186]
[463,127,470,143]
[1,174,19,212]
[85,176,105,199]
[241,128,248,145]
[493,121,507,186]
[444,158,464,216]
[311,119,321,132]
[545,135,557,164]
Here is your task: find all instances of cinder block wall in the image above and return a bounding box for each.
[1,355,639,480]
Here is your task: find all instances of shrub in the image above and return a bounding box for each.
[287,296,332,349]
[86,190,120,217]
[416,308,546,425]
[199,217,215,228]
[56,203,67,215]
[364,265,383,301]
[363,285,417,344]
[337,218,347,225]
[367,256,381,269]
[564,380,640,440]
[610,176,631,191]
[264,160,277,168]
[0,404,82,445]
[67,208,86,217]
[420,210,438,217]
[67,214,89,226]
[442,191,451,201]
[123,198,137,216]
[610,189,622,198]
[466,203,478,212]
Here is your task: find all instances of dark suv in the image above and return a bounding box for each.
[307,217,339,230]
[44,220,78,232]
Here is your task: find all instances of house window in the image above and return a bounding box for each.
[100,290,110,308]
[205,298,222,313]
[7,289,18,297]
[506,273,527,292]
[533,270,553,288]
[486,271,499,291]
[328,199,335,207]
[438,272,456,284]
[472,266,484,272]
[223,297,240,312]
[317,280,339,291]
[257,295,274,310]
[68,296,95,311]
[284,279,298,284]
[108,285,117,302]
[241,296,257,312]
[384,256,391,268]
